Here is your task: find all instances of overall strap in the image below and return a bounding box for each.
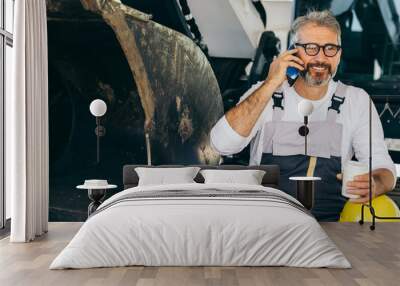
[272,91,284,121]
[328,95,345,113]
[327,82,347,122]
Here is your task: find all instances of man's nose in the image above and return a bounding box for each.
[314,47,328,60]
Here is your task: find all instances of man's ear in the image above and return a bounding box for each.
[334,58,343,79]
[337,48,342,59]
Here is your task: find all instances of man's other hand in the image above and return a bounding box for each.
[336,173,377,203]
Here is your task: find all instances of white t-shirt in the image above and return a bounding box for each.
[210,80,397,188]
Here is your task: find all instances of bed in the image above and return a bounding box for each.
[50,165,350,269]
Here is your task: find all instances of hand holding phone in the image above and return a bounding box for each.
[265,45,304,89]
[286,45,300,85]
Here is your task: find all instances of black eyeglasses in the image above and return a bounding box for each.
[294,43,341,57]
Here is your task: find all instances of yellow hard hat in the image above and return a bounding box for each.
[339,195,400,222]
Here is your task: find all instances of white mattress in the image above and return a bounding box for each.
[50,183,351,269]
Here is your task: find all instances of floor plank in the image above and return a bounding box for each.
[0,222,399,286]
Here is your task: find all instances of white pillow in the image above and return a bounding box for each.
[135,167,201,186]
[200,169,266,185]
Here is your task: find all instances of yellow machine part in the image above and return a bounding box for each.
[340,195,400,222]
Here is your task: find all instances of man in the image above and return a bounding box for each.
[210,10,396,221]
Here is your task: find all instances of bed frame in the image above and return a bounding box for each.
[123,165,280,189]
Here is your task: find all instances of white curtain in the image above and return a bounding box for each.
[7,0,49,242]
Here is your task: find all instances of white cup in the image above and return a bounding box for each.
[342,161,369,199]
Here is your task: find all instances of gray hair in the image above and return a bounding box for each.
[290,10,341,45]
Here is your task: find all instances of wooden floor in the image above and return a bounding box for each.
[1,222,400,286]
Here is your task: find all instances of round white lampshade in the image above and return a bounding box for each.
[297,99,314,117]
[89,99,107,117]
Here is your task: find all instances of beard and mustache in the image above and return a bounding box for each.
[300,62,336,87]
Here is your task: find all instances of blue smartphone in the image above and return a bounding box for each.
[286,45,300,85]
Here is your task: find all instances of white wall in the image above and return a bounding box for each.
[5,0,15,220]
[186,0,264,58]
[5,44,13,220]
[261,0,294,50]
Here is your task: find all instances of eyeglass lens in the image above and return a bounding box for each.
[303,44,339,57]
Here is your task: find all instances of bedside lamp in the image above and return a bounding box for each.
[89,99,107,164]
[290,99,320,210]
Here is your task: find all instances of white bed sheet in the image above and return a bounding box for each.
[50,183,350,269]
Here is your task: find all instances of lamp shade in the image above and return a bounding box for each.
[89,99,107,117]
[297,99,314,117]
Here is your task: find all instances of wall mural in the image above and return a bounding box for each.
[48,0,223,221]
[47,0,400,220]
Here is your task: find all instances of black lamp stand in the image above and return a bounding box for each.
[358,96,400,230]
[95,116,106,164]
[298,116,310,156]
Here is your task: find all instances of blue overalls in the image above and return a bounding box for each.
[260,83,347,221]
